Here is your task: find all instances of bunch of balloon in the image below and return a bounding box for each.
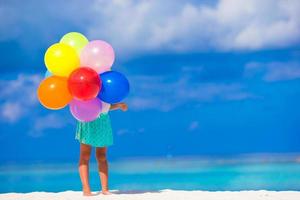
[37,32,130,122]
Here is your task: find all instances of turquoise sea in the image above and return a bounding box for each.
[1,155,300,193]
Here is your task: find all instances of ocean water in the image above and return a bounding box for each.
[1,156,300,193]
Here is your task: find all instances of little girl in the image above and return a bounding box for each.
[75,102,128,196]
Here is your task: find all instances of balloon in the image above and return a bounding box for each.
[60,32,88,55]
[44,43,80,77]
[68,67,101,100]
[101,101,111,113]
[98,71,130,104]
[37,76,72,110]
[70,98,102,122]
[44,70,52,79]
[80,40,115,74]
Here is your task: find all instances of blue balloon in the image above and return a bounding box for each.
[98,71,130,104]
[44,70,52,79]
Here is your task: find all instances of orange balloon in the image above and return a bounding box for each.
[37,76,72,110]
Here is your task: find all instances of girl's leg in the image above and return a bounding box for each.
[78,143,92,196]
[96,147,111,194]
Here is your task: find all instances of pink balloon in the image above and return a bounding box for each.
[80,40,115,74]
[70,98,102,122]
[101,101,111,113]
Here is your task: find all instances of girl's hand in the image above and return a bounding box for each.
[119,103,128,111]
[110,102,128,111]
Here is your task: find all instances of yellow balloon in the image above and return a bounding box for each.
[44,43,80,77]
[60,32,88,55]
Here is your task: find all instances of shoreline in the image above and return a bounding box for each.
[1,190,300,200]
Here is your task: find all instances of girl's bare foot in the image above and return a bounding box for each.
[102,190,112,195]
[83,188,93,196]
[83,192,93,196]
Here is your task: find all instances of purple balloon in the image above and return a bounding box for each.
[70,98,102,122]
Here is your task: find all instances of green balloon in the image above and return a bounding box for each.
[60,32,88,55]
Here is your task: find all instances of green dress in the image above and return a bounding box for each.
[75,113,113,147]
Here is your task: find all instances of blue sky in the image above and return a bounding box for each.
[0,0,300,163]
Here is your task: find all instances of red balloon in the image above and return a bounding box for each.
[68,67,101,100]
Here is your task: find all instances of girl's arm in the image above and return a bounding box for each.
[110,102,128,111]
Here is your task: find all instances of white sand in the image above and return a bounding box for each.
[1,190,300,200]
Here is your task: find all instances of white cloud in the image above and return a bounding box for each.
[0,74,42,122]
[87,0,300,54]
[116,129,131,136]
[188,121,199,132]
[245,61,300,82]
[29,113,68,137]
[127,73,254,111]
[1,0,299,55]
[0,73,75,137]
[264,62,300,82]
[116,127,145,136]
[1,102,24,123]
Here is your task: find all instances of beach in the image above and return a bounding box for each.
[1,190,300,200]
